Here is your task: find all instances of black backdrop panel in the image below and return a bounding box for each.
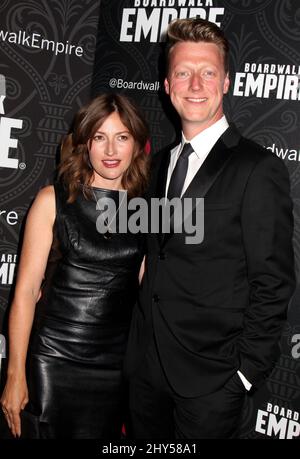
[0,0,101,331]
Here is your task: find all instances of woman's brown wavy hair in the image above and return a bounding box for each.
[58,93,150,202]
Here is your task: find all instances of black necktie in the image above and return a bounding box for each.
[167,143,194,199]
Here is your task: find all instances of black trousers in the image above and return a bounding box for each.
[129,334,247,439]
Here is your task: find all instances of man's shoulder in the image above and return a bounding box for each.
[152,141,177,160]
[230,129,285,170]
[149,141,176,172]
[144,142,177,198]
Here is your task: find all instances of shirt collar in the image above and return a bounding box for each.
[180,116,229,159]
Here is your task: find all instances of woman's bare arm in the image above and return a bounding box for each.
[0,185,55,437]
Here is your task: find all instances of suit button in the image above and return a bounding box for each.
[152,294,160,303]
[159,252,165,260]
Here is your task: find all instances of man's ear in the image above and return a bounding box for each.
[223,73,230,94]
[164,78,170,95]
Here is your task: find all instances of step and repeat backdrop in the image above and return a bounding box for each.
[1,0,300,439]
[0,0,101,328]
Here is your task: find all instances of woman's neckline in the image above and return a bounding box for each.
[79,183,127,193]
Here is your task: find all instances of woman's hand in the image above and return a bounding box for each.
[1,374,29,437]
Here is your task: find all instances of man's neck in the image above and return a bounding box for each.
[182,116,227,142]
[182,115,225,141]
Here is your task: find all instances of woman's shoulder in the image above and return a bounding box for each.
[36,183,67,205]
[35,185,55,204]
[30,185,56,222]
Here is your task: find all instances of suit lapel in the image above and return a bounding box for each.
[183,124,240,200]
[155,149,171,200]
[160,124,241,247]
[151,148,171,246]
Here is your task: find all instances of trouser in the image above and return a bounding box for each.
[129,334,247,439]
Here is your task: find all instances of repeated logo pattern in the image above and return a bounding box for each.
[0,0,101,328]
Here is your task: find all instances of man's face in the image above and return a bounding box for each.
[164,41,230,139]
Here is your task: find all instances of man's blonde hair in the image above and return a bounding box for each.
[166,18,229,74]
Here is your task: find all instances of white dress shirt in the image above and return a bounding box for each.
[166,116,229,197]
[165,115,252,392]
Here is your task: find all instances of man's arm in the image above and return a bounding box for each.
[238,154,295,388]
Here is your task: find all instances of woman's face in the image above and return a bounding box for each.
[88,111,135,189]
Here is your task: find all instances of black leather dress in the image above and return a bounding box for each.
[25,182,144,438]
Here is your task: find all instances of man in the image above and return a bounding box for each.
[124,18,295,438]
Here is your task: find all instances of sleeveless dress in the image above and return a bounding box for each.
[25,183,144,438]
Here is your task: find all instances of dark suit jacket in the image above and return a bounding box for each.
[124,124,295,397]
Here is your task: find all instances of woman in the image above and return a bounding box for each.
[0,93,149,438]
